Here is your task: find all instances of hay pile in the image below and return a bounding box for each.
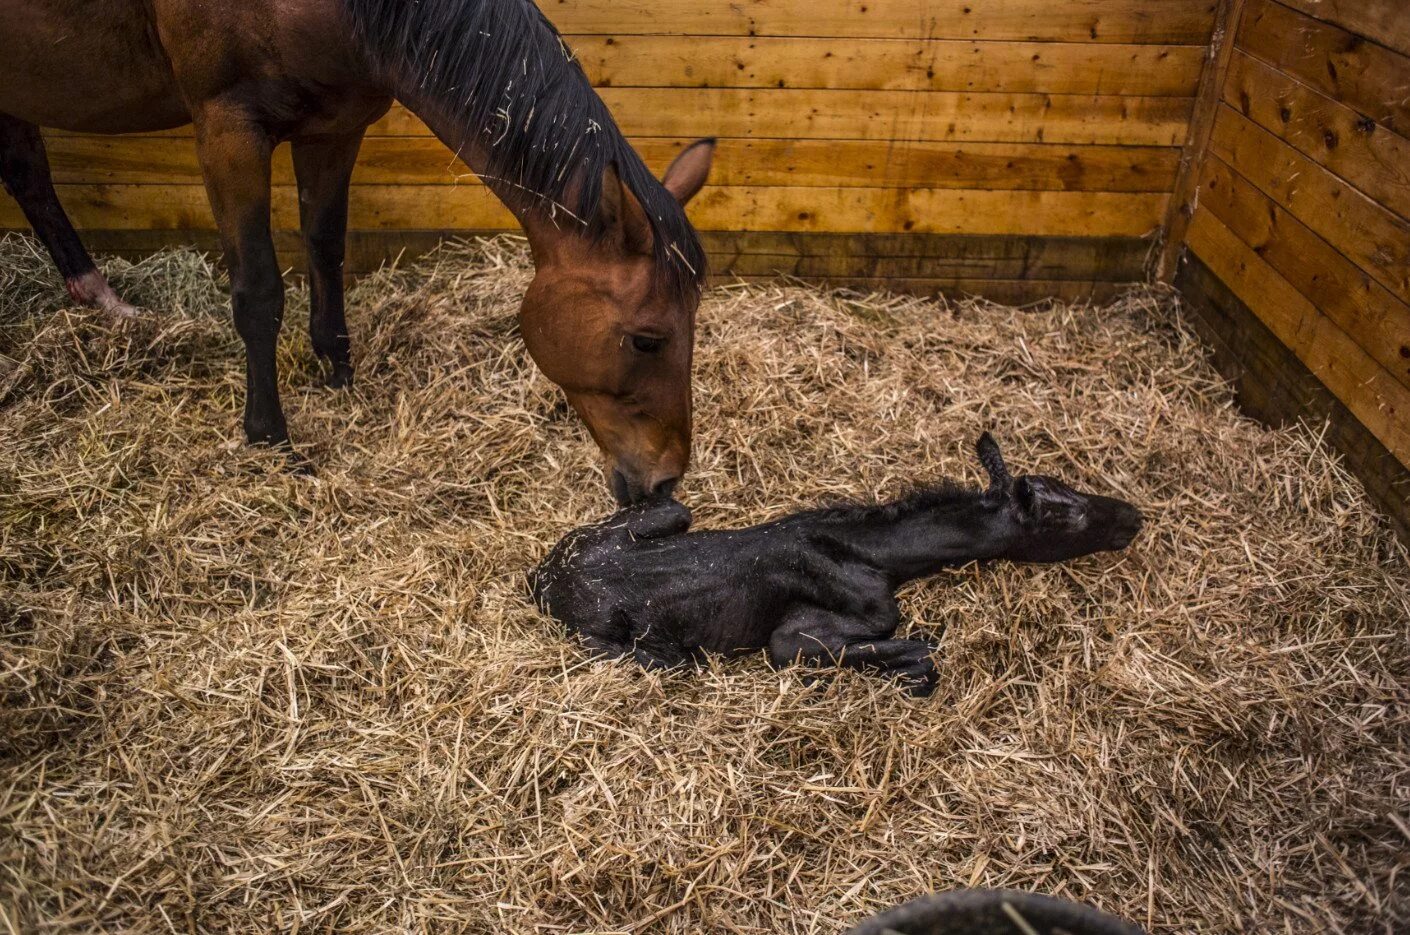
[2,234,1407,934]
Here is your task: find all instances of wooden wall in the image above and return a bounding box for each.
[0,0,1219,302]
[1170,0,1410,535]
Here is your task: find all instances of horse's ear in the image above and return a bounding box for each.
[600,162,654,254]
[661,138,715,206]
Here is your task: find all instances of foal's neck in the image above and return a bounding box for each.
[818,489,1018,586]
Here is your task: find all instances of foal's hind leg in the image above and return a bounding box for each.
[769,606,939,696]
[0,114,137,316]
[292,132,365,389]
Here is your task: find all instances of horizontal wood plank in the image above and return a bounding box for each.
[1198,154,1410,389]
[536,0,1218,43]
[4,229,1146,305]
[1185,208,1410,466]
[708,233,1148,278]
[1273,0,1410,59]
[1237,0,1410,135]
[42,136,1180,193]
[0,185,1165,237]
[43,96,1195,149]
[1208,105,1410,303]
[718,275,1130,303]
[570,36,1204,95]
[716,250,1144,282]
[64,230,1147,281]
[366,92,1194,146]
[46,91,1192,147]
[1223,51,1410,220]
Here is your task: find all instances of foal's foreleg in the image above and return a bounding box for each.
[292,132,364,389]
[0,114,136,316]
[194,110,294,455]
[768,606,939,696]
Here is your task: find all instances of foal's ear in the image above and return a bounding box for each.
[976,432,1012,493]
[661,138,715,206]
[600,162,655,254]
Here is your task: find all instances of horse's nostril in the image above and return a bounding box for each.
[610,469,633,506]
[651,477,679,501]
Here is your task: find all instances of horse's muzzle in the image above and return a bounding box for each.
[611,468,678,506]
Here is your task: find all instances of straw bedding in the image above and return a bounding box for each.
[2,234,1407,934]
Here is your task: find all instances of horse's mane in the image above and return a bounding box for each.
[344,0,706,299]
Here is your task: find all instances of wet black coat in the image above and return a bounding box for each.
[531,435,1143,694]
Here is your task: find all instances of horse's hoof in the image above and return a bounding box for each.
[67,271,140,318]
[105,300,142,319]
[245,431,314,475]
[98,293,142,319]
[323,362,354,390]
[273,440,316,476]
[288,453,317,477]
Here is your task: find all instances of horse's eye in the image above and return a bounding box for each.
[631,335,665,354]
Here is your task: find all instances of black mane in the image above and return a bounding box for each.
[800,480,976,527]
[345,0,706,298]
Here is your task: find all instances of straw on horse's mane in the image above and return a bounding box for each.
[345,0,706,300]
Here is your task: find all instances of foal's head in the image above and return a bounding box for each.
[519,141,714,505]
[977,433,1145,562]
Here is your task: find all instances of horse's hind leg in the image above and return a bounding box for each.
[0,114,137,316]
[292,131,364,389]
[769,606,939,696]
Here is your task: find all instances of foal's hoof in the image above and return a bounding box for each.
[895,662,939,697]
[898,673,939,697]
[323,361,355,390]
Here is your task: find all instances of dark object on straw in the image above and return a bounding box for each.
[843,888,1145,935]
[531,433,1142,695]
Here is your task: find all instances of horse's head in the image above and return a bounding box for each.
[519,140,714,505]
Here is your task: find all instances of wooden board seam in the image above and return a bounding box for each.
[1158,0,1248,281]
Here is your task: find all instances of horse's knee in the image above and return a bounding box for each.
[231,273,285,344]
[304,227,346,270]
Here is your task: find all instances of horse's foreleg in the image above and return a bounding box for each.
[194,111,295,457]
[292,132,364,390]
[768,606,938,696]
[0,114,137,317]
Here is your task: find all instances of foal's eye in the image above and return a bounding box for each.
[631,335,666,354]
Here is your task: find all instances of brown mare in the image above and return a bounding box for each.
[0,0,715,504]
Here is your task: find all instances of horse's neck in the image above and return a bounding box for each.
[347,0,603,235]
[405,97,565,239]
[827,495,1017,585]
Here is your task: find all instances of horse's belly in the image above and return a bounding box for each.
[0,0,189,133]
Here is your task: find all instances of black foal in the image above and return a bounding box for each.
[530,434,1143,695]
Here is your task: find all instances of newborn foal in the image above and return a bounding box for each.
[531,435,1143,694]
